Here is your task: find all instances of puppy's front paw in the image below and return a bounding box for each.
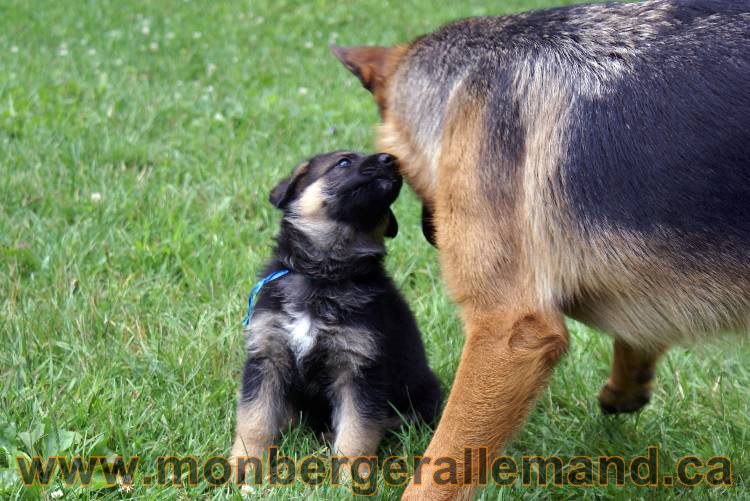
[330,438,378,486]
[230,441,267,462]
[230,441,269,484]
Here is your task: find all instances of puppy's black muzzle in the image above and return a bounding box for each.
[359,153,400,180]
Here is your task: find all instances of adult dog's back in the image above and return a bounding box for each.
[332,1,749,498]
[384,0,750,349]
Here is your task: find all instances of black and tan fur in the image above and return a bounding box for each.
[332,0,750,498]
[230,151,442,477]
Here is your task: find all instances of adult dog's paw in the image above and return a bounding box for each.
[598,383,651,414]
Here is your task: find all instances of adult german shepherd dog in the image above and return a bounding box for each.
[332,0,750,498]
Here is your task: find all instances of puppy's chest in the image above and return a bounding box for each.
[277,306,378,368]
[280,310,319,361]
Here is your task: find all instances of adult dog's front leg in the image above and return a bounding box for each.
[403,306,568,500]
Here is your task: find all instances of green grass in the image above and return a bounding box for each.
[1,0,748,499]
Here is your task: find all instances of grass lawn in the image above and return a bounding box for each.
[1,0,748,498]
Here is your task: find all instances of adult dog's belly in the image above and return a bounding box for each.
[560,264,750,350]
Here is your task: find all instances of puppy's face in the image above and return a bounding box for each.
[270,151,403,239]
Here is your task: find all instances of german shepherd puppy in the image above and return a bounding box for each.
[332,0,750,497]
[230,151,442,473]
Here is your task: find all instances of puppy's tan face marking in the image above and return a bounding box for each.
[272,154,345,244]
[294,178,326,217]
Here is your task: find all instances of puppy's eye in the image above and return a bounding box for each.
[336,158,352,168]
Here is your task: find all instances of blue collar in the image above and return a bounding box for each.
[242,269,290,327]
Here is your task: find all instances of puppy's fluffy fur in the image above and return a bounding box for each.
[231,151,442,466]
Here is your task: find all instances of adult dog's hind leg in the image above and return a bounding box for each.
[598,338,665,414]
[403,306,569,500]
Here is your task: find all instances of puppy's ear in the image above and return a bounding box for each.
[269,177,295,209]
[269,162,309,209]
[385,209,398,238]
[421,205,437,247]
[330,45,396,94]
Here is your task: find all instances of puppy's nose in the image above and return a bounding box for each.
[377,153,395,166]
[360,153,397,177]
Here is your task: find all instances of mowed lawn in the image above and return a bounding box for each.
[1,0,748,498]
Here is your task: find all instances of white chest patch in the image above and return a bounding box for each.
[283,312,318,361]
